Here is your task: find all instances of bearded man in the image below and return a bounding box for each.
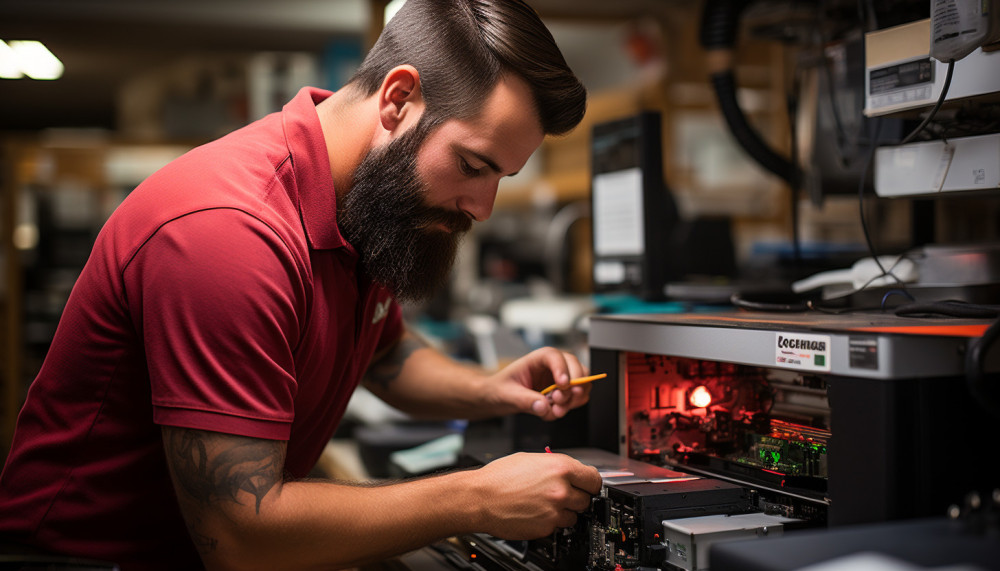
[0,0,603,569]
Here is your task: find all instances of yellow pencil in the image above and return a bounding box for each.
[540,373,607,396]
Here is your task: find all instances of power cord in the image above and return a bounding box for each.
[854,60,956,290]
[900,60,956,145]
[730,292,810,312]
[857,117,892,280]
[895,300,1000,319]
[966,316,1000,418]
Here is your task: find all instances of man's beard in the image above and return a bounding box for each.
[338,121,472,303]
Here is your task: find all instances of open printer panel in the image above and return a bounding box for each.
[587,311,997,528]
[623,353,831,521]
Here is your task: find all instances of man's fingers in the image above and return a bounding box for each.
[571,464,603,495]
[534,348,587,391]
[537,348,571,388]
[566,487,594,512]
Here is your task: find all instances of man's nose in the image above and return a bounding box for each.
[460,179,500,222]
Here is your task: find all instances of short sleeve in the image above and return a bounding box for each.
[123,208,307,440]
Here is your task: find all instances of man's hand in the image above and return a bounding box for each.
[362,331,593,422]
[471,451,603,539]
[485,347,592,420]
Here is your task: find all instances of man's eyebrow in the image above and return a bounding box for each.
[459,145,519,177]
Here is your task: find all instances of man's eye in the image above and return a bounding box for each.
[459,158,482,177]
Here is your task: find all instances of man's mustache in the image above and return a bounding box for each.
[417,207,473,234]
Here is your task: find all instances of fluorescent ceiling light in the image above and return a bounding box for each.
[0,40,23,79]
[10,40,64,80]
[1,40,64,80]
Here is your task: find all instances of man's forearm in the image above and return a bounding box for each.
[363,331,505,419]
[164,427,483,570]
[229,473,483,569]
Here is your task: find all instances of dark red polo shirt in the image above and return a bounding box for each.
[0,87,403,569]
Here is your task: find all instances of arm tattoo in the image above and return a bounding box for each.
[364,334,427,390]
[163,427,286,553]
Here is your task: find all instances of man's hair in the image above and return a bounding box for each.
[348,0,585,136]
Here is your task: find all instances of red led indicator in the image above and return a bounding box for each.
[689,386,712,408]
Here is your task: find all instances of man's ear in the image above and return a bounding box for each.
[377,65,424,133]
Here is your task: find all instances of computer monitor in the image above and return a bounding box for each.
[590,111,678,300]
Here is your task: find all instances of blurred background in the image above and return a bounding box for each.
[2,0,999,474]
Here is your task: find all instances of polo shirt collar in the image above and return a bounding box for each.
[282,86,347,251]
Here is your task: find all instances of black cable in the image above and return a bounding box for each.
[701,0,804,271]
[966,316,1000,418]
[900,60,956,145]
[700,0,751,49]
[808,301,887,314]
[850,61,955,306]
[857,117,891,279]
[709,71,803,189]
[730,292,810,312]
[895,300,1000,319]
[857,254,914,292]
[700,0,802,189]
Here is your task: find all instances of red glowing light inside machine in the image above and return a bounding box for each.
[689,385,712,408]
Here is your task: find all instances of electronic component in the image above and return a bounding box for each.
[874,132,1000,197]
[930,0,1000,63]
[583,479,752,570]
[509,473,751,571]
[864,18,1000,117]
[661,513,801,571]
[456,447,810,570]
[624,353,831,503]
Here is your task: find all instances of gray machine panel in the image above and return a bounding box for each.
[588,311,990,379]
